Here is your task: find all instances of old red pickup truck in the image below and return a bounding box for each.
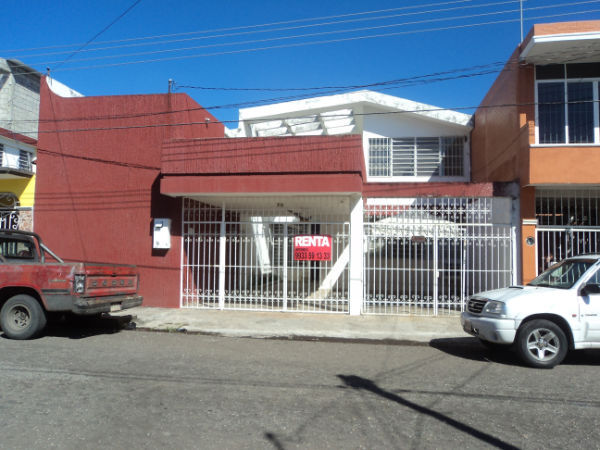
[0,229,142,339]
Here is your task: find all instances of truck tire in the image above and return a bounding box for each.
[0,294,47,340]
[515,319,567,369]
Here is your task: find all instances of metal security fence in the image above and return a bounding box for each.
[181,199,350,313]
[536,189,600,274]
[363,198,514,315]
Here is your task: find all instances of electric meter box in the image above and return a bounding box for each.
[153,218,171,249]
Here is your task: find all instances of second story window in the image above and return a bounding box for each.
[0,142,34,174]
[367,136,466,179]
[18,150,32,172]
[536,63,600,145]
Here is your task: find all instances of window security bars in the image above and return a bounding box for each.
[18,150,32,172]
[0,143,33,173]
[363,198,513,316]
[367,137,465,178]
[181,199,350,313]
[536,188,600,274]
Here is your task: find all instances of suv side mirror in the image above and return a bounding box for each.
[580,283,600,296]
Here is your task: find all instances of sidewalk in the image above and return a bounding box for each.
[112,307,466,343]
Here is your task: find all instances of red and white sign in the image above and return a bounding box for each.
[293,235,332,261]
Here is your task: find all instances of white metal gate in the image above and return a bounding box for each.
[536,188,600,274]
[181,199,350,313]
[363,198,514,315]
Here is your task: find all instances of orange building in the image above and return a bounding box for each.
[472,21,600,283]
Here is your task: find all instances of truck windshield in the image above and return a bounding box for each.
[528,259,596,289]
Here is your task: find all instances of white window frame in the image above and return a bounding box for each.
[0,136,36,173]
[534,75,600,146]
[365,135,470,183]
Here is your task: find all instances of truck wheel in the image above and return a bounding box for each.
[515,319,567,369]
[0,295,47,340]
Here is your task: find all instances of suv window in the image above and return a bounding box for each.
[528,259,596,289]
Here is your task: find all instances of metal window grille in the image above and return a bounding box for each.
[368,137,465,178]
[18,150,31,172]
[536,188,600,274]
[363,198,513,316]
[181,198,350,313]
[368,138,390,177]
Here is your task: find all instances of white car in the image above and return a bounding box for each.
[461,255,600,368]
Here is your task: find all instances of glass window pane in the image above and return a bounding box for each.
[537,64,564,80]
[538,82,565,144]
[568,82,594,144]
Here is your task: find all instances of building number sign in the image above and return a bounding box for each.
[293,235,332,261]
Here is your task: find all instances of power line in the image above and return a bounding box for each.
[28,8,600,75]
[31,1,591,67]
[6,3,598,79]
[53,0,144,70]
[24,97,588,137]
[4,59,514,127]
[17,0,518,59]
[0,0,478,54]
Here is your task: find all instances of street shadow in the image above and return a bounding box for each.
[41,314,136,339]
[431,337,600,367]
[562,349,600,366]
[337,374,519,450]
[429,337,519,366]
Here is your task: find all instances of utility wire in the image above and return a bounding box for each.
[17,0,519,59]
[31,1,595,67]
[1,0,478,53]
[23,98,594,137]
[7,60,515,126]
[25,8,600,75]
[53,0,143,70]
[12,0,598,60]
[6,3,598,79]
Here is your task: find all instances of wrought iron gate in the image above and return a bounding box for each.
[181,199,350,313]
[363,198,514,315]
[536,188,600,274]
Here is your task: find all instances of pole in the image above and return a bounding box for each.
[520,0,524,42]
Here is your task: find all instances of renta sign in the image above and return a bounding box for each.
[293,235,332,261]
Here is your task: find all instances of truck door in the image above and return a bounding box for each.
[579,269,600,341]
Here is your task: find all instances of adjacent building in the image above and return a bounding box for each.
[0,59,80,231]
[0,59,41,230]
[471,20,600,283]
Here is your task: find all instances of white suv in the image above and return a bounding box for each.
[461,255,600,368]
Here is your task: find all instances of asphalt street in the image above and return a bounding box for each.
[1,318,600,449]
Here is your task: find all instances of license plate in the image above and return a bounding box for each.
[110,304,123,312]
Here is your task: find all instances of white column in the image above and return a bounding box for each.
[349,196,363,315]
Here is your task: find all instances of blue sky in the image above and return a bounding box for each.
[2,0,599,126]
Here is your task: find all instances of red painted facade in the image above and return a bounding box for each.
[36,78,224,307]
[36,76,496,308]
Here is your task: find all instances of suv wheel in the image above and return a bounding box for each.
[0,295,47,340]
[516,319,567,369]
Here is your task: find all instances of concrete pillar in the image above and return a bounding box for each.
[349,196,363,315]
[520,186,537,283]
